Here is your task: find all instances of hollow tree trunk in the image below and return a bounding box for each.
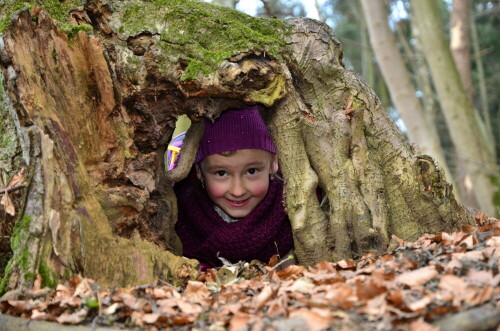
[0,0,472,292]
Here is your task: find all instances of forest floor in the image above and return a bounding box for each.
[0,213,499,330]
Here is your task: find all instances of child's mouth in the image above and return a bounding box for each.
[226,198,250,208]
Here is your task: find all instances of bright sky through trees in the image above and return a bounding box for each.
[237,0,324,19]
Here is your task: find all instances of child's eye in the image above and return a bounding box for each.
[247,168,259,175]
[215,170,227,177]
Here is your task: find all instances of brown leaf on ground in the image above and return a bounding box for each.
[56,308,88,324]
[409,317,439,331]
[229,312,251,331]
[289,308,332,331]
[439,274,466,306]
[7,168,25,188]
[277,264,306,280]
[396,266,438,287]
[1,193,15,216]
[1,218,498,330]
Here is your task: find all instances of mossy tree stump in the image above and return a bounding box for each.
[0,0,472,292]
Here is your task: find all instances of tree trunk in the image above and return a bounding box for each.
[410,0,499,217]
[451,0,473,104]
[469,4,494,156]
[0,0,472,292]
[360,0,453,184]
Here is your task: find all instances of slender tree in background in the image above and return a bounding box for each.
[360,0,453,185]
[320,0,390,107]
[451,0,473,103]
[257,0,305,18]
[211,0,239,9]
[470,1,494,155]
[411,0,499,216]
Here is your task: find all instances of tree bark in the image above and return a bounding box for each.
[0,0,472,291]
[411,0,499,217]
[360,0,453,184]
[451,0,473,104]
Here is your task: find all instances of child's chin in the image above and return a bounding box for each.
[224,208,249,219]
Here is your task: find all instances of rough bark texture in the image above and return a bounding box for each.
[0,0,472,291]
[411,0,499,217]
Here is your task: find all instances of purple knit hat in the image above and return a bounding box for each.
[195,106,277,163]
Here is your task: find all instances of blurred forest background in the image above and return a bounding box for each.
[208,0,500,216]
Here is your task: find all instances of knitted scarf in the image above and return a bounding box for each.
[174,169,294,267]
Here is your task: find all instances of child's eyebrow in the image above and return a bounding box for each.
[244,160,267,167]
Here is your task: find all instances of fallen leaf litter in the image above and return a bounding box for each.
[1,214,499,330]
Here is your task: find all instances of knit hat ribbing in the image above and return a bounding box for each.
[195,106,276,163]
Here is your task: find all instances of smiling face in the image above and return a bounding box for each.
[197,149,279,219]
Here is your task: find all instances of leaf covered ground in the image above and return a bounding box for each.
[1,214,499,330]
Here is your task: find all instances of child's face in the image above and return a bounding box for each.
[197,149,279,219]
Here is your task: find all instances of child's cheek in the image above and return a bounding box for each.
[251,180,270,199]
[206,181,227,199]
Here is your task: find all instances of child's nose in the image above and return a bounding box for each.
[229,178,246,197]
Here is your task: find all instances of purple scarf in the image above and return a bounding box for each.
[174,169,294,267]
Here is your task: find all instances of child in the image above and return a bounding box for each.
[173,106,294,268]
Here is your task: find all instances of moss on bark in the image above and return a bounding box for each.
[106,0,289,80]
[0,0,84,33]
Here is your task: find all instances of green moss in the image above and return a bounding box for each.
[0,0,84,34]
[11,214,32,251]
[0,214,33,295]
[38,261,57,289]
[61,23,93,41]
[116,0,289,80]
[0,259,13,295]
[0,2,34,33]
[126,56,141,66]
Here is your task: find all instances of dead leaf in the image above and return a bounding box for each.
[56,308,88,324]
[362,293,387,316]
[33,275,42,291]
[396,266,438,287]
[7,168,25,188]
[407,295,433,312]
[325,283,356,309]
[303,270,344,285]
[177,300,203,314]
[465,270,494,286]
[30,309,48,320]
[142,313,160,324]
[266,295,288,317]
[1,193,15,216]
[289,308,331,331]
[336,259,357,269]
[439,274,466,306]
[277,265,305,280]
[184,281,210,302]
[229,312,251,331]
[284,277,315,293]
[253,285,278,310]
[465,285,493,305]
[102,302,121,315]
[410,317,439,331]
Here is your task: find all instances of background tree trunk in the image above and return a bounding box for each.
[0,0,472,291]
[451,0,473,103]
[411,0,499,216]
[360,0,453,186]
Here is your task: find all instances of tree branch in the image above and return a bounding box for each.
[0,185,25,195]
